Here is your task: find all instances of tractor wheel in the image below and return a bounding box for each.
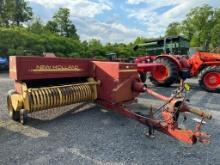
[150,58,178,87]
[139,72,147,83]
[198,66,220,92]
[7,90,20,121]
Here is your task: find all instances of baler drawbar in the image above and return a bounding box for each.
[8,56,211,144]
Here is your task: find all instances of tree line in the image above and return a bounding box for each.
[0,1,219,58]
[165,4,220,51]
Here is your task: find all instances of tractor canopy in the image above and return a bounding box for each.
[134,35,190,56]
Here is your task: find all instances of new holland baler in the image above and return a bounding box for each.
[7,56,211,144]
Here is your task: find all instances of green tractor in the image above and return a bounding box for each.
[134,35,190,56]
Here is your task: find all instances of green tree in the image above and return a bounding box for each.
[0,0,32,26]
[134,36,147,44]
[211,23,220,49]
[181,19,194,41]
[165,22,181,36]
[46,21,59,33]
[0,26,82,56]
[0,0,14,26]
[13,0,33,25]
[182,5,215,50]
[87,39,104,57]
[28,17,44,34]
[47,8,79,40]
[210,8,220,49]
[80,40,89,57]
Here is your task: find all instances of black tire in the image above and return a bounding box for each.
[198,66,220,93]
[7,90,20,121]
[150,58,178,87]
[139,72,147,83]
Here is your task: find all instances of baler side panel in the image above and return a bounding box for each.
[9,56,92,81]
[92,61,139,103]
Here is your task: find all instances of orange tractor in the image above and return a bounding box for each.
[135,36,220,92]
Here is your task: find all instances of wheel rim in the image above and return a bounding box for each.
[203,72,220,89]
[152,65,169,81]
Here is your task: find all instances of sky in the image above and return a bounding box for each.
[27,0,220,43]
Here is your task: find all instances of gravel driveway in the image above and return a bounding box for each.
[0,73,220,165]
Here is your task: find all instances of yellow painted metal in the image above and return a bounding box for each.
[9,78,99,113]
[10,94,23,111]
[88,78,98,100]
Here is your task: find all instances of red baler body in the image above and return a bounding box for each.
[8,56,211,144]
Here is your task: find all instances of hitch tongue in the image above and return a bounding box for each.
[132,81,211,144]
[185,105,212,120]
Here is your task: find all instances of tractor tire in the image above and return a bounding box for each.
[150,58,178,87]
[198,66,220,93]
[139,72,147,83]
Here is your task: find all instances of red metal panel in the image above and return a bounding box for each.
[119,63,137,78]
[9,56,140,103]
[92,61,139,103]
[92,61,137,79]
[9,56,92,81]
[9,56,18,80]
[137,63,164,73]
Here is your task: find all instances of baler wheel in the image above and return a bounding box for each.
[7,90,20,121]
[150,58,178,87]
[199,66,220,92]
